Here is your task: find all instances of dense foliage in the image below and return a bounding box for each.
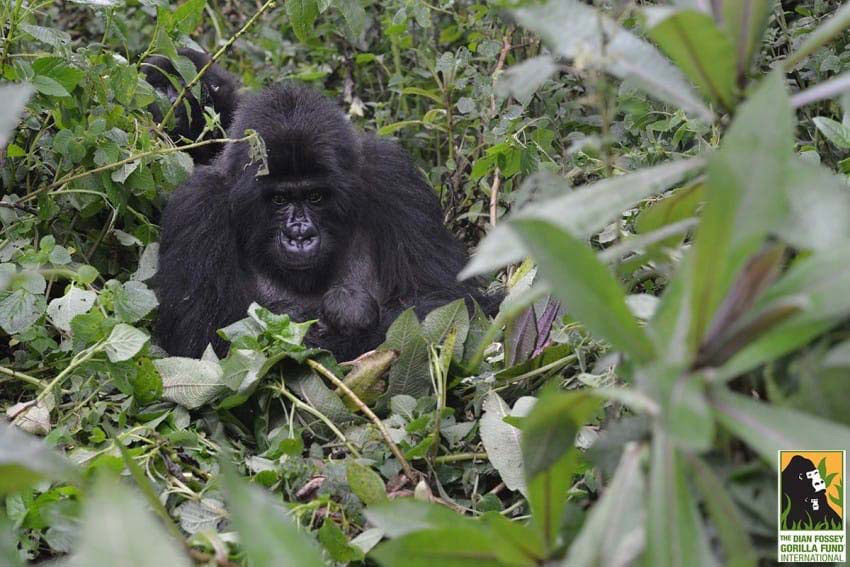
[2,0,850,566]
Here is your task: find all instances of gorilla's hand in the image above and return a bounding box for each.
[320,286,380,334]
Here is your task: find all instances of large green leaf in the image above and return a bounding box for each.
[512,219,655,363]
[711,388,850,468]
[514,0,713,121]
[565,443,646,567]
[0,424,78,494]
[647,9,737,109]
[461,157,703,278]
[223,465,325,567]
[286,0,319,43]
[717,243,850,380]
[722,0,775,78]
[687,71,792,349]
[647,433,717,567]
[70,477,190,567]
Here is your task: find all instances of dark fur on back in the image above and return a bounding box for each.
[156,83,496,360]
[143,48,239,164]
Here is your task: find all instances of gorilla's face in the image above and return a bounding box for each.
[266,181,337,270]
[231,172,356,290]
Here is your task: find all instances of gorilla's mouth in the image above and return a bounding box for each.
[277,233,321,267]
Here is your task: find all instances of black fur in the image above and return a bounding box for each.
[155,83,495,360]
[142,48,239,164]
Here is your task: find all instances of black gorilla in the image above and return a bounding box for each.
[155,83,494,360]
[781,455,842,528]
[142,48,239,164]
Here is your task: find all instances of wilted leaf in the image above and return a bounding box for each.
[47,286,96,333]
[479,392,535,495]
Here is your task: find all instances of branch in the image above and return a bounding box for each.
[306,359,416,481]
[158,0,276,129]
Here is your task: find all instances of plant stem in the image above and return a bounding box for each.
[307,359,416,481]
[0,365,44,389]
[275,383,361,458]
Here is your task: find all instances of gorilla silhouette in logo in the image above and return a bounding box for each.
[781,455,842,528]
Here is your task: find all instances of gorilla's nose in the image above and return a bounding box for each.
[282,222,319,253]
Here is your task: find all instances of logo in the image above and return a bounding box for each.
[778,450,845,563]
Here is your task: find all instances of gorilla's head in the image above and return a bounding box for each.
[142,49,238,145]
[220,84,364,290]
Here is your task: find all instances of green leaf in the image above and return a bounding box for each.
[722,0,775,77]
[717,243,850,379]
[155,357,226,409]
[711,388,850,468]
[379,309,431,402]
[777,156,850,251]
[527,449,579,553]
[365,499,466,537]
[370,526,508,567]
[318,520,364,563]
[0,424,78,494]
[512,219,655,363]
[496,56,558,104]
[287,0,319,42]
[514,0,713,121]
[461,157,703,278]
[32,75,71,97]
[647,9,737,109]
[812,116,850,149]
[173,0,206,34]
[519,389,601,480]
[346,461,387,505]
[103,323,149,362]
[565,444,645,567]
[0,289,42,334]
[647,434,716,567]
[667,374,714,451]
[334,0,367,40]
[223,464,325,567]
[19,24,70,47]
[111,280,158,323]
[70,476,190,567]
[422,299,469,362]
[688,456,757,567]
[687,71,792,350]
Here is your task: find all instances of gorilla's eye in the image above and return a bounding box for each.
[307,191,323,204]
[272,194,289,206]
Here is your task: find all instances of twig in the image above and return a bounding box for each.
[488,167,501,226]
[275,383,361,458]
[306,359,416,481]
[0,201,38,215]
[21,134,254,203]
[489,27,514,115]
[433,452,488,464]
[158,0,276,129]
[0,365,45,389]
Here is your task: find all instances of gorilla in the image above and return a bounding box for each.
[142,48,239,164]
[781,455,842,528]
[155,83,496,360]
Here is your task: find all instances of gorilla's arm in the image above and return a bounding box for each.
[360,136,492,322]
[155,167,248,356]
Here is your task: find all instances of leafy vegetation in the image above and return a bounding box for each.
[2,0,850,566]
